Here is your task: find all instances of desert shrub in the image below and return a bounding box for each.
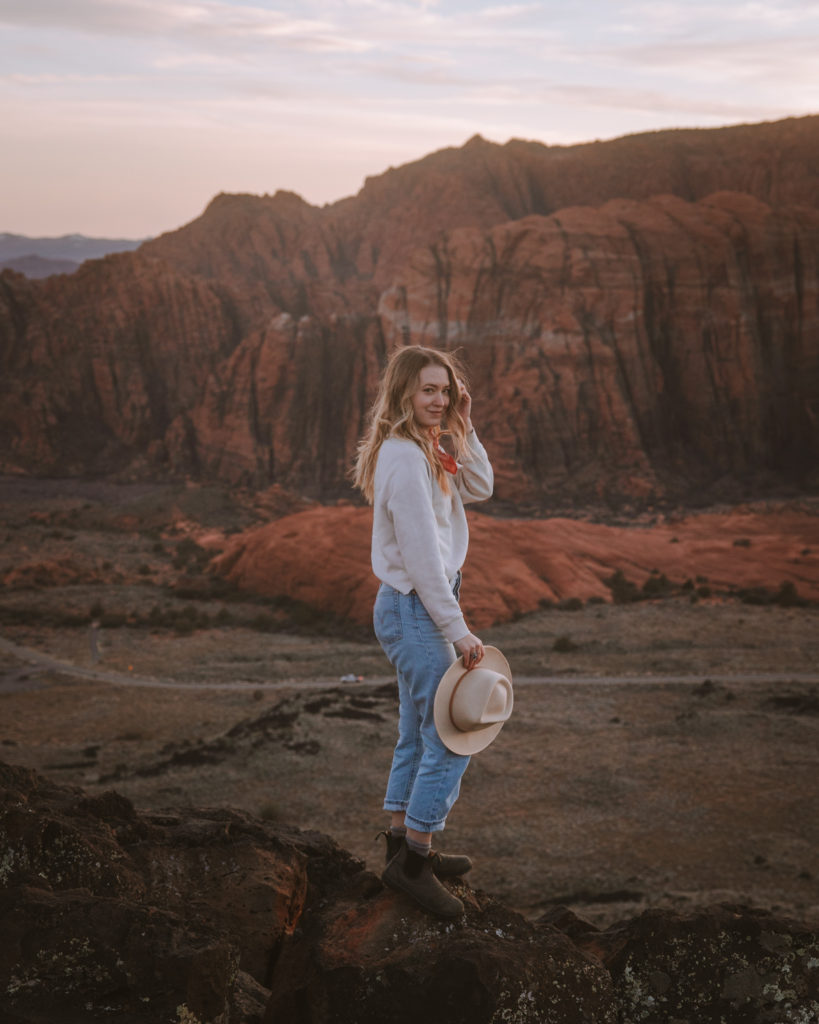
[251,612,278,632]
[604,569,641,604]
[0,606,90,628]
[553,634,578,653]
[681,578,694,592]
[587,595,605,605]
[54,609,92,627]
[737,583,808,607]
[642,572,672,598]
[147,605,164,626]
[537,597,555,610]
[733,537,752,548]
[138,564,152,575]
[100,612,127,628]
[169,604,211,634]
[696,585,712,599]
[558,597,584,611]
[172,537,209,569]
[775,581,807,608]
[285,599,332,629]
[738,586,773,606]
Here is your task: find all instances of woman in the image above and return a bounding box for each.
[353,345,494,917]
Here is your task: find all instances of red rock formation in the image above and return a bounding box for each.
[146,116,819,294]
[0,253,246,476]
[379,191,819,503]
[1,116,817,505]
[212,504,819,628]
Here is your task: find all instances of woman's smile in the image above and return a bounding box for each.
[411,366,451,428]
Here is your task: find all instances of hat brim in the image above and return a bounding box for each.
[434,646,513,755]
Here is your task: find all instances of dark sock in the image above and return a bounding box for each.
[390,825,407,838]
[406,836,432,857]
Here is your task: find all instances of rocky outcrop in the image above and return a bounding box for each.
[212,503,819,627]
[0,759,353,1024]
[1,116,818,505]
[1,761,817,1024]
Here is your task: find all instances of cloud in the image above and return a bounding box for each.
[531,82,794,120]
[479,3,542,18]
[0,0,371,55]
[621,0,819,31]
[607,33,819,87]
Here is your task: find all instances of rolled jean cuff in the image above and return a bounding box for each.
[383,800,408,813]
[402,812,447,834]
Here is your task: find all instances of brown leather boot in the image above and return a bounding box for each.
[381,842,464,918]
[377,830,473,878]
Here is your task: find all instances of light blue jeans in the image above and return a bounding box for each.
[373,574,470,833]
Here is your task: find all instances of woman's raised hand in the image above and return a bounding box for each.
[455,632,484,669]
[456,379,473,431]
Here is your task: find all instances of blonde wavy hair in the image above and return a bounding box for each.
[353,346,472,504]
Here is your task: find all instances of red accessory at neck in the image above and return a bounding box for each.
[434,439,458,475]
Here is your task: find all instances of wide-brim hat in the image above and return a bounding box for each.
[434,646,513,755]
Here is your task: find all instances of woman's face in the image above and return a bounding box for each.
[410,365,451,430]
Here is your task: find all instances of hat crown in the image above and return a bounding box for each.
[450,667,513,734]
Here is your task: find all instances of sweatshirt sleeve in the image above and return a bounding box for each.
[455,430,494,504]
[383,448,469,644]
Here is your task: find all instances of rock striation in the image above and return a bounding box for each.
[1,116,818,505]
[380,192,819,504]
[1,760,817,1024]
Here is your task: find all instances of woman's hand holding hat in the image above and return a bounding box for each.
[455,632,483,669]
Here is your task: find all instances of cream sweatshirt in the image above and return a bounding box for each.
[371,431,494,642]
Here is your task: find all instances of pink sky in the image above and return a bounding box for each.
[1,0,817,238]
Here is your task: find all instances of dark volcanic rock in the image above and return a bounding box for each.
[0,760,355,1023]
[581,905,819,1023]
[1,762,817,1024]
[266,885,617,1024]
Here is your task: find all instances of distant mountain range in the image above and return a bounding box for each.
[0,116,817,508]
[0,233,146,278]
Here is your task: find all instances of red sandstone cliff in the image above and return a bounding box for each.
[1,116,818,506]
[379,192,819,503]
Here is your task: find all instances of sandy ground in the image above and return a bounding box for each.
[1,478,818,928]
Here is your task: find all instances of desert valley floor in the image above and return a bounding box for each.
[1,478,817,929]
